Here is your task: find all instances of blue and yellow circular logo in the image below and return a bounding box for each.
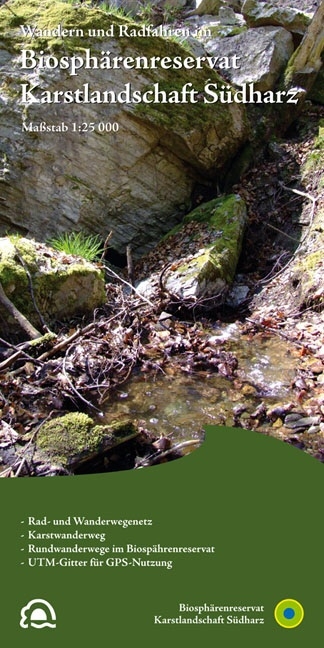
[274,599,304,628]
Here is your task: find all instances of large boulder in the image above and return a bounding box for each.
[190,0,242,16]
[242,0,312,35]
[204,26,294,91]
[0,0,248,258]
[0,237,106,337]
[189,0,224,16]
[137,194,247,304]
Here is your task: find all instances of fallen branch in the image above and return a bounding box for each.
[0,281,41,339]
[37,325,91,362]
[15,248,51,333]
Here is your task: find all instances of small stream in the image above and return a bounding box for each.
[102,323,298,442]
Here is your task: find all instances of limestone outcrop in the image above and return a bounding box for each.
[0,1,248,258]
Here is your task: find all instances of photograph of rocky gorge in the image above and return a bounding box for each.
[0,0,323,476]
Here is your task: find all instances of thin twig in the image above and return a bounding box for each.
[126,244,134,288]
[0,333,57,371]
[264,222,301,243]
[259,183,317,285]
[100,231,113,261]
[14,457,27,478]
[278,182,317,244]
[104,263,155,308]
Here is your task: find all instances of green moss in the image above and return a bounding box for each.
[130,34,233,131]
[297,250,323,273]
[9,236,38,265]
[0,0,200,54]
[29,331,56,345]
[37,413,97,466]
[291,204,324,307]
[302,121,324,179]
[206,25,247,39]
[0,237,37,312]
[134,73,230,132]
[0,0,132,53]
[34,262,103,298]
[37,414,138,467]
[176,251,226,283]
[167,194,246,236]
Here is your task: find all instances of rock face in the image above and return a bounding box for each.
[204,26,294,90]
[137,194,247,303]
[0,1,248,259]
[0,237,106,337]
[242,0,312,35]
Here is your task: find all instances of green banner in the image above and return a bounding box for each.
[1,425,322,646]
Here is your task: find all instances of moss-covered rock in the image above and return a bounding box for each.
[36,412,138,469]
[0,236,106,337]
[162,194,247,302]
